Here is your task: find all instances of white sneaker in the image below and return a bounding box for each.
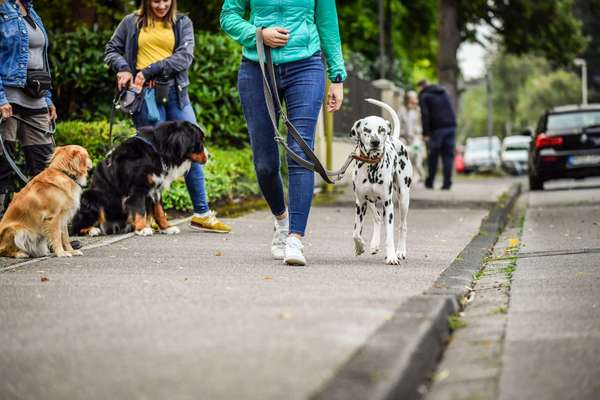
[271,220,288,260]
[284,236,306,266]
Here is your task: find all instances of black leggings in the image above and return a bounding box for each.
[0,142,54,193]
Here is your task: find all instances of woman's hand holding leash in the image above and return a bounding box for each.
[48,105,57,121]
[134,72,146,88]
[117,71,133,91]
[0,103,12,119]
[327,83,343,112]
[262,27,289,48]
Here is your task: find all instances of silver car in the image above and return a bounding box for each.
[501,135,531,175]
[463,136,501,172]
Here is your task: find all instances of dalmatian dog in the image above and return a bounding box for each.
[351,99,413,265]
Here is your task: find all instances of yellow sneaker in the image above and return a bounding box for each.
[190,211,231,233]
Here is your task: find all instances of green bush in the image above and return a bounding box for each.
[50,29,248,147]
[54,120,135,164]
[49,29,116,120]
[162,147,260,211]
[188,32,248,147]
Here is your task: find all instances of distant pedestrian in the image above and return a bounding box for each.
[220,0,346,266]
[398,90,425,182]
[104,0,231,233]
[417,80,456,190]
[0,0,56,213]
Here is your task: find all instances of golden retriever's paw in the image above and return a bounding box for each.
[55,251,73,258]
[88,227,102,237]
[14,251,30,259]
[160,226,180,235]
[69,250,84,256]
[135,227,154,237]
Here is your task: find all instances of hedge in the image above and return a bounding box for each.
[49,29,248,148]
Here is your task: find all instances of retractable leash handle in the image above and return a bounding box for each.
[0,115,30,184]
[255,28,355,184]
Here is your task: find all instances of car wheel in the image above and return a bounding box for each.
[529,173,544,191]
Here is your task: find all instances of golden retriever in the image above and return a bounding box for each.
[0,145,92,258]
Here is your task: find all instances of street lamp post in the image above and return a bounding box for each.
[486,72,493,166]
[574,58,588,106]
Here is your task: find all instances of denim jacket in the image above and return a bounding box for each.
[0,0,53,107]
[104,13,194,107]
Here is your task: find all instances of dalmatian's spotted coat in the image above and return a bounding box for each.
[351,99,413,265]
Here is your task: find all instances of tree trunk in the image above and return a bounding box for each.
[437,0,460,112]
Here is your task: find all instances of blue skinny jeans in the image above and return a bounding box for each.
[133,86,209,214]
[237,52,325,236]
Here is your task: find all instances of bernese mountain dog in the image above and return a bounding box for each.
[71,120,206,237]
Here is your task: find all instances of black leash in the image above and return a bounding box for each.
[108,89,123,149]
[255,28,355,184]
[0,114,56,184]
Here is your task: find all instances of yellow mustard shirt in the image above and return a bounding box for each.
[136,22,175,70]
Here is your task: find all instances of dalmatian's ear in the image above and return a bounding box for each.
[350,119,362,139]
[386,120,392,135]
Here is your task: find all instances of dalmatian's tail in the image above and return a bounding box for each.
[365,98,401,140]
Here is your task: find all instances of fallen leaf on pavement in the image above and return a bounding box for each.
[263,275,273,280]
[277,312,293,320]
[40,276,49,282]
[215,251,224,256]
[433,369,450,382]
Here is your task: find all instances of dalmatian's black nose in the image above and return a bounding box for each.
[370,139,381,147]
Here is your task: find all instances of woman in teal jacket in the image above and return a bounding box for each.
[221,0,346,267]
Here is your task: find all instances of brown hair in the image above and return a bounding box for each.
[137,0,177,29]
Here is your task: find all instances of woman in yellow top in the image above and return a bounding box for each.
[105,0,230,233]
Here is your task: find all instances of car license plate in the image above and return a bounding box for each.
[567,155,600,167]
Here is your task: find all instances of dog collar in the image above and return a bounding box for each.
[353,152,383,164]
[57,168,85,188]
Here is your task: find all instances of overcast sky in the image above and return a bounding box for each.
[459,41,487,80]
[457,25,494,81]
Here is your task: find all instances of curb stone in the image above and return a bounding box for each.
[311,183,522,400]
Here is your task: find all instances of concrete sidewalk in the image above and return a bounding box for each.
[0,178,513,400]
[498,180,600,400]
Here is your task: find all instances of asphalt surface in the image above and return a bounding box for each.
[498,179,600,400]
[0,179,511,400]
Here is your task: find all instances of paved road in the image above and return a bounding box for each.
[498,178,600,400]
[0,179,511,400]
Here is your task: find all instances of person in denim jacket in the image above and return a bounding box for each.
[221,0,346,266]
[0,0,56,212]
[104,0,231,234]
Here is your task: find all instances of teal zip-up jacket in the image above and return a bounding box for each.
[220,0,347,82]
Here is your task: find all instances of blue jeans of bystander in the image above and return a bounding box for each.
[133,86,209,214]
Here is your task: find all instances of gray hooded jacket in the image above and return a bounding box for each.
[104,13,194,107]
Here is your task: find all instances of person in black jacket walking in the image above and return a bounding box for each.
[417,80,456,190]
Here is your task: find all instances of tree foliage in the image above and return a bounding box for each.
[337,0,438,85]
[459,0,586,67]
[574,0,600,102]
[458,52,581,142]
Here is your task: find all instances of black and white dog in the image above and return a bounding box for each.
[351,99,413,265]
[71,121,207,237]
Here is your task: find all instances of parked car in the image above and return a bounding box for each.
[501,135,531,175]
[463,136,501,173]
[528,104,600,190]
